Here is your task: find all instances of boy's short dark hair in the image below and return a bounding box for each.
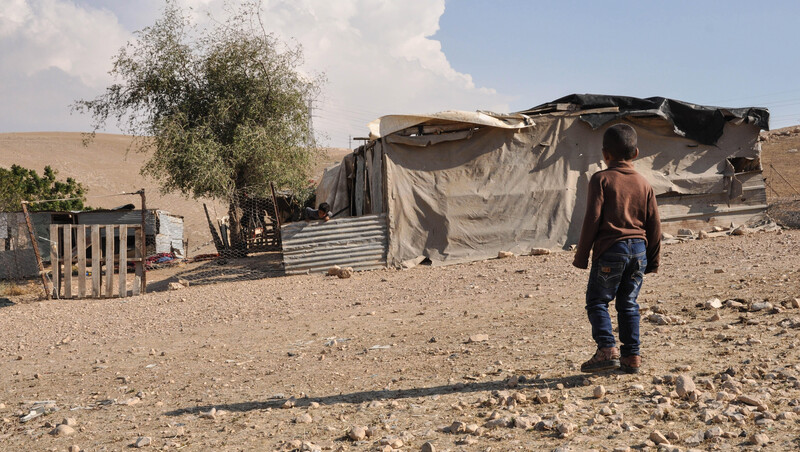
[603,124,638,160]
[318,202,331,213]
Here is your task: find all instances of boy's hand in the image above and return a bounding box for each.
[572,257,588,269]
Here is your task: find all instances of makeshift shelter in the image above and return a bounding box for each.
[300,94,769,272]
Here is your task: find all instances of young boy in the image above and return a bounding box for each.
[304,202,332,222]
[573,123,661,374]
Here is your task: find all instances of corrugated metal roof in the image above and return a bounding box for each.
[281,214,387,275]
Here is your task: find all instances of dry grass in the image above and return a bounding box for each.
[0,280,37,297]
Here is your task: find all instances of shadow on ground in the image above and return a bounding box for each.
[0,297,15,308]
[165,374,591,416]
[147,252,284,293]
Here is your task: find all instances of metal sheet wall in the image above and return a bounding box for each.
[281,214,388,275]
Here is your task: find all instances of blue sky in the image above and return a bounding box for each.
[1,0,799,148]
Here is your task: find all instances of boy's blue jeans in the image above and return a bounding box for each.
[585,238,646,357]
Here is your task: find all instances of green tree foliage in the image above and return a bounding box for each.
[74,1,322,248]
[0,165,88,212]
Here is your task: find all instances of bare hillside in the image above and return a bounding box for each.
[0,132,351,255]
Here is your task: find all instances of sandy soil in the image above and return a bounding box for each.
[1,228,800,451]
[0,132,351,257]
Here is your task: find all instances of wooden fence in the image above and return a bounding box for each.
[49,224,145,298]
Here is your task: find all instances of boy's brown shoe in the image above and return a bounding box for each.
[620,355,641,374]
[580,347,620,373]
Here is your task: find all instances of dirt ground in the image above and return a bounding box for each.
[1,226,800,451]
[2,129,800,452]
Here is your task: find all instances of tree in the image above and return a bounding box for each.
[74,1,322,250]
[0,165,88,212]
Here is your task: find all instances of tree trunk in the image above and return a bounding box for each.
[227,195,247,255]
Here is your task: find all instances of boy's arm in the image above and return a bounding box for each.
[644,187,661,273]
[572,175,603,269]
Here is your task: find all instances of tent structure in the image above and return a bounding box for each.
[285,94,769,273]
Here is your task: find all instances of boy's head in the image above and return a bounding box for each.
[318,202,331,217]
[602,124,638,161]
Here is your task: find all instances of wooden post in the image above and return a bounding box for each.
[76,225,86,298]
[133,226,142,295]
[91,225,100,298]
[21,202,50,299]
[49,224,59,299]
[63,224,72,298]
[105,225,114,297]
[118,225,127,298]
[139,189,147,293]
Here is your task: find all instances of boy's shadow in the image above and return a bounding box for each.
[165,373,591,416]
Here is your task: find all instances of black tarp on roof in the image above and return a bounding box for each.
[521,94,770,146]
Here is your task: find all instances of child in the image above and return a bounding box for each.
[304,202,332,222]
[572,123,661,374]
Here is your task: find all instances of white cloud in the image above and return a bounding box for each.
[0,0,509,146]
[0,0,130,89]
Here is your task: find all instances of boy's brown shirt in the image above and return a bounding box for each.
[573,160,661,273]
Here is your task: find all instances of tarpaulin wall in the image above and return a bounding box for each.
[382,114,764,266]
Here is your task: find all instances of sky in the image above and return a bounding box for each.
[2,0,800,149]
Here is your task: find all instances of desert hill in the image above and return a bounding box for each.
[0,132,351,255]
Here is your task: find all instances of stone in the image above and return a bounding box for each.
[731,226,748,236]
[684,431,705,445]
[649,431,669,445]
[789,298,800,309]
[62,417,78,427]
[675,375,696,398]
[295,412,313,423]
[513,416,535,430]
[737,394,766,409]
[69,446,80,452]
[468,334,489,343]
[704,426,723,439]
[677,228,694,236]
[337,267,353,279]
[749,432,769,446]
[704,298,723,309]
[379,436,403,448]
[327,265,341,276]
[497,251,514,258]
[707,312,721,322]
[593,385,606,398]
[530,248,550,255]
[348,426,367,441]
[134,437,151,448]
[420,442,436,452]
[167,282,184,291]
[556,422,575,436]
[199,407,217,419]
[698,230,709,239]
[750,301,772,312]
[51,424,75,436]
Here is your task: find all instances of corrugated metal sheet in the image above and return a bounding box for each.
[281,214,388,275]
[659,171,767,232]
[156,211,185,256]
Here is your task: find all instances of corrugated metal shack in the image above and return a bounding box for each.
[0,209,184,279]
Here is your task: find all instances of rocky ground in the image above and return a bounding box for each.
[1,226,800,452]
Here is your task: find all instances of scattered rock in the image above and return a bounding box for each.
[62,417,78,427]
[749,432,769,446]
[650,430,669,445]
[68,446,81,452]
[593,385,606,399]
[420,442,436,452]
[707,311,721,322]
[167,282,185,291]
[731,225,748,236]
[199,407,217,419]
[134,437,151,448]
[468,334,489,343]
[497,251,514,258]
[337,267,354,279]
[348,426,367,441]
[704,298,723,309]
[295,412,313,424]
[675,375,696,399]
[750,301,772,312]
[530,248,550,255]
[51,424,75,436]
[327,265,341,276]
